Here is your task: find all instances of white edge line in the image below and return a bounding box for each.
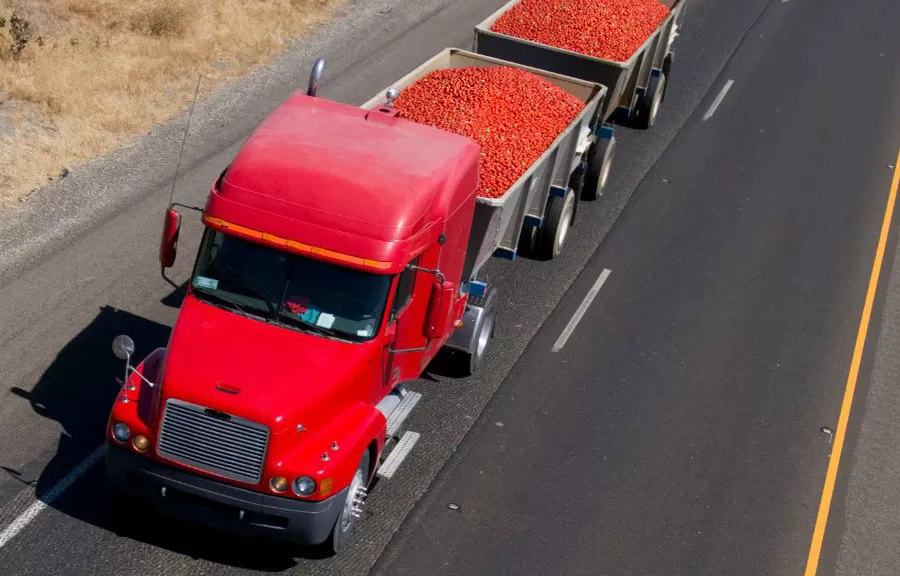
[552,269,612,352]
[0,445,105,548]
[703,79,735,121]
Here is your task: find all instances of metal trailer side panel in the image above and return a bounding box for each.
[361,49,604,282]
[632,29,662,100]
[473,0,685,122]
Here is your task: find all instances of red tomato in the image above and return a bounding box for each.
[394,67,584,199]
[491,0,670,63]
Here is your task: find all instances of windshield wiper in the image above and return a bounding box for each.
[222,265,279,316]
[282,316,353,341]
[193,286,273,323]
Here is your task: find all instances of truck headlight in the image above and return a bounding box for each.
[269,477,289,493]
[112,422,131,443]
[293,476,317,496]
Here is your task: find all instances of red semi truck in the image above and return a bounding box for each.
[105,51,606,553]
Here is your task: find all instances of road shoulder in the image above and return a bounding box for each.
[835,222,900,575]
[0,0,455,281]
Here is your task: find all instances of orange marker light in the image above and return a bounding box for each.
[132,435,150,452]
[204,216,392,271]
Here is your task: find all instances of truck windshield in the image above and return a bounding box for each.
[190,230,392,342]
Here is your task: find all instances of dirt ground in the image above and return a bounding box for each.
[0,0,342,204]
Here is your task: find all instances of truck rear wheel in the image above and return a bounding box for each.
[456,288,497,376]
[582,135,616,201]
[634,72,666,129]
[537,189,576,260]
[323,452,370,555]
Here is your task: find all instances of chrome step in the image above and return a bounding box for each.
[377,431,420,479]
[386,391,421,438]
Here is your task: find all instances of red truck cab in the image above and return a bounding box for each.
[105,77,487,553]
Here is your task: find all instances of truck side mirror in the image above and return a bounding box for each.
[159,208,182,269]
[112,334,135,361]
[425,281,455,340]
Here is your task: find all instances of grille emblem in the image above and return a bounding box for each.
[204,408,232,421]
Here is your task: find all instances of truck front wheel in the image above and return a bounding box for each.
[324,452,370,555]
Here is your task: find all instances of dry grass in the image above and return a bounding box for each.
[0,0,342,203]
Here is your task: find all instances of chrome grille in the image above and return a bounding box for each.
[157,399,269,484]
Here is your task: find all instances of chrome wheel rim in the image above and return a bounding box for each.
[651,85,663,124]
[600,144,614,190]
[476,303,494,358]
[341,468,366,532]
[554,193,575,257]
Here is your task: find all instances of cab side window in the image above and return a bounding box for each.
[391,258,419,318]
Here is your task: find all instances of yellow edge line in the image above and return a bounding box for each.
[804,145,900,576]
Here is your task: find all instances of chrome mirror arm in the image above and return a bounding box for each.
[126,364,156,388]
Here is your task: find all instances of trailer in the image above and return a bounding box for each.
[474,0,688,199]
[362,48,607,266]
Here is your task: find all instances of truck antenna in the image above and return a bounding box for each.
[167,74,202,208]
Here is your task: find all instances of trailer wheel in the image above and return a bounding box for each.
[518,222,539,258]
[634,72,666,129]
[323,451,370,556]
[456,287,497,376]
[661,54,673,102]
[582,136,616,201]
[537,188,576,260]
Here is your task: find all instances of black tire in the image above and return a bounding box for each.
[517,222,540,259]
[323,451,370,556]
[633,72,666,130]
[582,135,616,201]
[661,54,673,102]
[455,288,497,376]
[537,189,576,260]
[569,167,584,219]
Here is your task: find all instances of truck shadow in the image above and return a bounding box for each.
[10,305,171,495]
[6,302,311,571]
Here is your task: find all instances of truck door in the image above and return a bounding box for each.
[385,256,430,387]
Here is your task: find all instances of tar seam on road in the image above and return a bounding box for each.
[804,145,900,575]
[0,445,105,548]
[703,79,734,121]
[552,268,612,352]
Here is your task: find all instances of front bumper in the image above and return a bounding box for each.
[106,445,345,545]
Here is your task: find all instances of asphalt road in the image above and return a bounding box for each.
[0,0,896,575]
[373,0,900,574]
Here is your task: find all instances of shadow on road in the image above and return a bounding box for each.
[6,299,315,572]
[10,305,171,494]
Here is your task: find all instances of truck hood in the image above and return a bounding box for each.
[159,294,376,433]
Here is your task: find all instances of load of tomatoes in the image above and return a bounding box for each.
[393,66,584,199]
[491,0,670,63]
